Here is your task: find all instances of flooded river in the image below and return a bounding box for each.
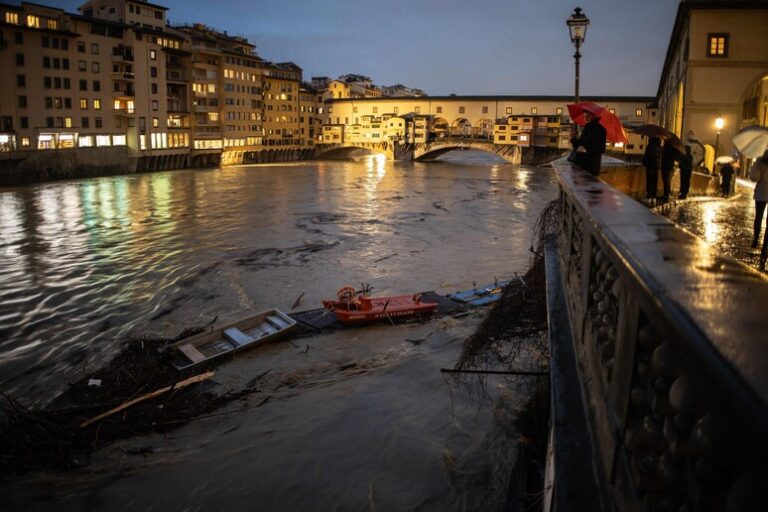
[0,152,557,511]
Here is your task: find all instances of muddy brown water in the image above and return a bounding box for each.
[0,152,557,511]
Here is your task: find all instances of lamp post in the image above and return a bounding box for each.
[567,7,590,105]
[714,115,724,161]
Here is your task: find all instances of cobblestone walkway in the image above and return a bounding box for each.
[659,185,766,271]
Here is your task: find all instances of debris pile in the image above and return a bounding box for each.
[0,328,266,475]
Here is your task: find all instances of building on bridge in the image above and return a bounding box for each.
[321,96,656,157]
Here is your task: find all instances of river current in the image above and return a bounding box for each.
[0,152,557,511]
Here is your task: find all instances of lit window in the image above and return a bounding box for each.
[707,34,728,57]
[635,109,643,117]
[96,135,111,147]
[531,107,538,114]
[5,12,19,24]
[27,15,39,28]
[81,99,88,109]
[78,135,93,147]
[64,117,72,128]
[46,19,57,30]
[21,137,30,147]
[556,107,563,115]
[608,108,615,114]
[150,50,156,60]
[152,117,159,127]
[519,134,529,142]
[93,99,101,110]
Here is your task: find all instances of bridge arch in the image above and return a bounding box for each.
[473,118,495,139]
[413,138,520,164]
[434,117,449,139]
[450,118,472,137]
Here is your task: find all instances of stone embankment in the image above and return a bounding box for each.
[0,147,316,187]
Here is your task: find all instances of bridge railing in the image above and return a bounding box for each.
[546,161,767,511]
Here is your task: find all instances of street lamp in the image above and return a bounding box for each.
[567,7,590,104]
[714,115,724,160]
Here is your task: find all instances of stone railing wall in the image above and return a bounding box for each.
[546,162,767,511]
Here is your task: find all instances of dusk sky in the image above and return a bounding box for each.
[47,0,680,97]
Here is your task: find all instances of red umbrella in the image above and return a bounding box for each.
[567,102,628,144]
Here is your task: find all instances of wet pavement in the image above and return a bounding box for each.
[660,184,766,271]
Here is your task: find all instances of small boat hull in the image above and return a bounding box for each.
[323,294,438,324]
[171,308,297,370]
[448,280,511,307]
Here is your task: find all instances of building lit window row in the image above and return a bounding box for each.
[224,138,246,147]
[156,37,181,50]
[223,69,259,82]
[28,132,126,150]
[194,139,224,150]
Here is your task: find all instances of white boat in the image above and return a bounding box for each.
[171,309,297,370]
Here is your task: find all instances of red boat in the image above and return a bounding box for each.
[322,286,438,324]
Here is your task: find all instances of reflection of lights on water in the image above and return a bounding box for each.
[701,202,720,244]
[365,154,387,180]
[490,165,499,180]
[515,168,530,191]
[38,188,61,227]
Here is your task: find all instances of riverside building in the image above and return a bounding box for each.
[0,0,313,175]
[656,0,768,173]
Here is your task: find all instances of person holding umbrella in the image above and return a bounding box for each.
[749,148,768,270]
[720,158,736,196]
[642,137,662,199]
[660,141,681,202]
[569,111,607,176]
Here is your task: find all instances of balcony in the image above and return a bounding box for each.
[114,107,135,116]
[111,46,134,62]
[168,103,190,114]
[114,88,135,99]
[111,71,135,81]
[166,71,188,83]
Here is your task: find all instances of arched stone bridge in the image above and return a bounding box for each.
[314,138,525,164]
[413,138,521,164]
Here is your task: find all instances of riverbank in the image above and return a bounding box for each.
[0,147,316,187]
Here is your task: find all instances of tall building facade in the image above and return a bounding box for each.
[0,0,313,170]
[656,0,768,171]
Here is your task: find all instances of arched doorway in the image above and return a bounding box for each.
[433,117,449,139]
[473,118,494,139]
[450,118,472,138]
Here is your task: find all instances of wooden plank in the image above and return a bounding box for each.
[223,327,254,347]
[80,371,215,428]
[179,344,207,363]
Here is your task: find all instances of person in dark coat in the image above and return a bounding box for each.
[660,142,681,202]
[570,112,607,176]
[678,145,693,199]
[642,137,662,199]
[720,162,735,196]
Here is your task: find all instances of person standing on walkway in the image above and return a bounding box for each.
[642,137,662,199]
[678,145,693,199]
[749,148,768,269]
[570,112,607,177]
[720,161,735,196]
[660,142,681,202]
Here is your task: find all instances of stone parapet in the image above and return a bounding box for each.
[546,162,766,511]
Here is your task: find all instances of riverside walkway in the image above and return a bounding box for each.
[545,161,766,511]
